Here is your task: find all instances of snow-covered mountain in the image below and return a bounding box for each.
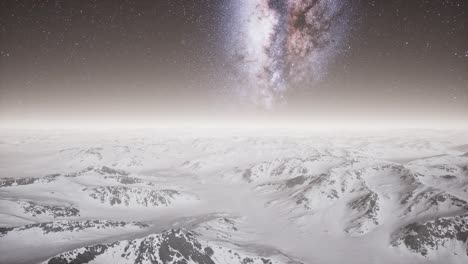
[45,227,300,264]
[392,213,468,257]
[0,129,467,264]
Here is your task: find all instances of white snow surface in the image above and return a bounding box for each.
[0,128,467,264]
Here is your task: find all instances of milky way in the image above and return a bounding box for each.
[227,0,352,108]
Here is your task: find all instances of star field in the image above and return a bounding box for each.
[0,0,466,124]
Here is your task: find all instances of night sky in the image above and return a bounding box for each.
[0,0,467,126]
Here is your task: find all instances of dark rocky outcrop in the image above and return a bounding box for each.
[21,201,80,218]
[0,220,148,237]
[392,214,468,256]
